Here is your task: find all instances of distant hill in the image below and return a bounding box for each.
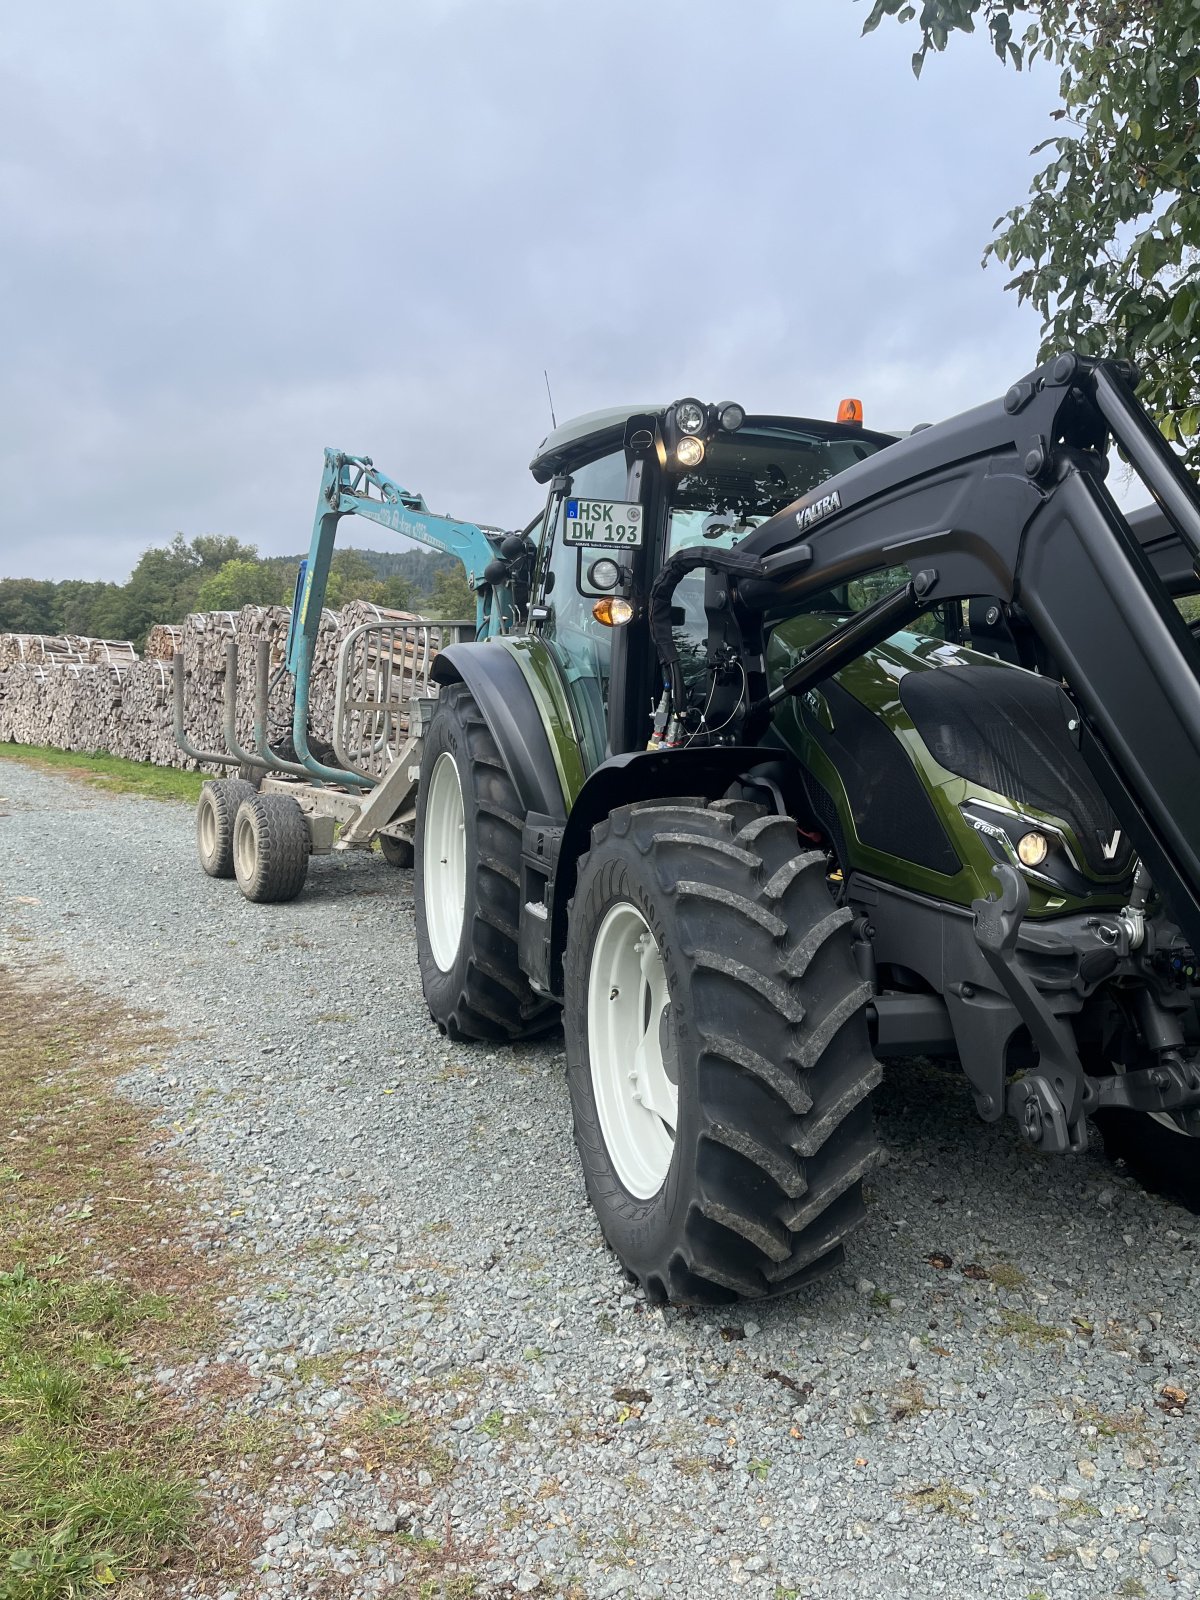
[285,547,462,585]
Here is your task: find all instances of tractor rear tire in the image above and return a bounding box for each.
[232,793,311,903]
[196,777,257,879]
[378,834,415,869]
[413,681,555,1041]
[564,798,881,1304]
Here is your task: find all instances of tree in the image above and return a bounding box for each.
[196,557,285,612]
[0,579,58,633]
[429,563,475,621]
[862,0,1200,466]
[375,574,418,611]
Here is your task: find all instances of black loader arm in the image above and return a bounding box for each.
[718,353,1200,951]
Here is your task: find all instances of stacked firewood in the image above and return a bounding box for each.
[144,625,184,660]
[0,603,461,771]
[0,634,86,670]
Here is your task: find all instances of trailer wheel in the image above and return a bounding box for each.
[378,834,414,869]
[196,778,257,879]
[232,793,311,903]
[564,799,881,1304]
[413,681,554,1041]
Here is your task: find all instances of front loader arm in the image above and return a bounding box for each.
[720,355,1200,950]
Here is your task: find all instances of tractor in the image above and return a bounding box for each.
[408,354,1200,1303]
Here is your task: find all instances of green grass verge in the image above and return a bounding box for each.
[0,1269,194,1598]
[0,967,226,1596]
[0,745,203,803]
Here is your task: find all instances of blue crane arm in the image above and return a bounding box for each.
[287,449,508,676]
[283,449,513,790]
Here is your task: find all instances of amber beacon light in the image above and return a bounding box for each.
[837,398,864,426]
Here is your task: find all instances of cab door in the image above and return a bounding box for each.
[530,448,644,773]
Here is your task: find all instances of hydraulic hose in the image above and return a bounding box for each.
[647,546,770,710]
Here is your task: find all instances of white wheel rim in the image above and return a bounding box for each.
[199,797,217,856]
[587,902,677,1199]
[424,751,466,972]
[235,808,257,878]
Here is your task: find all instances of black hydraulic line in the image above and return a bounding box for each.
[1090,363,1200,571]
[756,576,929,712]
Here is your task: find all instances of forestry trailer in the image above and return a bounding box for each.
[185,353,1200,1303]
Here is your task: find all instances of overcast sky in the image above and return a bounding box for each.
[0,0,1063,584]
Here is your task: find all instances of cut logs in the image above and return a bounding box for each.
[0,606,464,770]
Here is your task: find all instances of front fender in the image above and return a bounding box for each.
[431,641,567,821]
[545,744,767,995]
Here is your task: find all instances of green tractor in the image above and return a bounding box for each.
[412,355,1200,1304]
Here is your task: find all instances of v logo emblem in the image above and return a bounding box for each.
[1099,828,1123,861]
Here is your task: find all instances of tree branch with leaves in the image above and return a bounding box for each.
[862,0,1200,464]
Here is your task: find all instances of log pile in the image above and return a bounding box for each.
[0,604,452,772]
[144,624,184,660]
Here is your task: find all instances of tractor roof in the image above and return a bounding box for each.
[529,404,903,483]
[530,405,663,483]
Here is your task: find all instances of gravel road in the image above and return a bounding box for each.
[3,761,1200,1600]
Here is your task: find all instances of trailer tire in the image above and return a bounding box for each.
[564,798,881,1304]
[232,793,311,903]
[378,834,415,869]
[196,778,257,879]
[414,681,555,1041]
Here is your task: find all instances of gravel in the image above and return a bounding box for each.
[3,761,1200,1599]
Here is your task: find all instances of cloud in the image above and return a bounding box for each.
[0,0,1060,581]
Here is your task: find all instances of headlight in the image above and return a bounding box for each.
[716,401,745,432]
[675,436,705,469]
[587,557,621,591]
[1017,831,1049,867]
[674,398,707,436]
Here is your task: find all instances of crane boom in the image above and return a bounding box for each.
[286,449,515,677]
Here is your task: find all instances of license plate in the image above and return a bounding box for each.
[563,498,644,547]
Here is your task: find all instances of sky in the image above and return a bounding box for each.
[0,0,1066,584]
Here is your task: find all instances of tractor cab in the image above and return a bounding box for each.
[526,399,898,767]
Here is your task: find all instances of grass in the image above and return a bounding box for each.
[338,1399,454,1484]
[0,743,203,803]
[0,962,228,1595]
[903,1479,975,1522]
[1057,1497,1100,1519]
[987,1262,1028,1290]
[992,1309,1069,1350]
[889,1377,932,1422]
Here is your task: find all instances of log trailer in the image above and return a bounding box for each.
[175,447,536,892]
[185,354,1200,1301]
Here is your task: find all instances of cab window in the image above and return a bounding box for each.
[535,449,637,770]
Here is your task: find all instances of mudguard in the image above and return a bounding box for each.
[542,744,771,997]
[431,642,566,822]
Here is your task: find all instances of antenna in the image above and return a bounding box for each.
[543,369,557,430]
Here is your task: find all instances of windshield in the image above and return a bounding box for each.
[667,425,887,555]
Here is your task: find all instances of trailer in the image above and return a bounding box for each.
[174,447,535,900]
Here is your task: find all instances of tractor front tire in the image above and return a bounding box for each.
[1095,1105,1200,1213]
[232,793,311,903]
[413,681,555,1041]
[196,777,257,879]
[564,798,881,1304]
